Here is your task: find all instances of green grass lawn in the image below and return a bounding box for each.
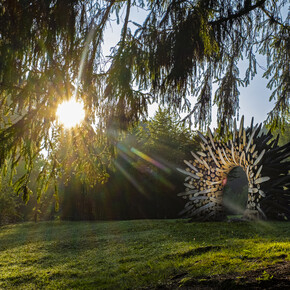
[0,219,289,289]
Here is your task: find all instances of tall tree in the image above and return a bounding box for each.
[0,0,289,194]
[139,107,198,165]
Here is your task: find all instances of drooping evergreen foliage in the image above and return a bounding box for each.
[0,0,289,196]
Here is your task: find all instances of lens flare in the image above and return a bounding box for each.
[117,144,174,190]
[114,160,145,194]
[131,147,171,174]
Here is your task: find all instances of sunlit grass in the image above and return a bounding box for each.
[0,220,289,289]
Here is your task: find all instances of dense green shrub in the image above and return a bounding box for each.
[0,176,23,225]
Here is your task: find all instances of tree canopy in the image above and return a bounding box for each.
[0,0,289,195]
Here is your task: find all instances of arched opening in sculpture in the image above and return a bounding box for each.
[222,167,248,217]
[177,116,290,221]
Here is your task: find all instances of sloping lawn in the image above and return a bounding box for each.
[0,220,289,289]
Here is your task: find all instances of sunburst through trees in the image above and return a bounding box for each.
[56,98,85,129]
[0,0,289,201]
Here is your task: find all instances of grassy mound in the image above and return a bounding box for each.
[0,220,289,289]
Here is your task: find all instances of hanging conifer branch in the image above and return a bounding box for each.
[209,0,267,26]
[0,0,289,198]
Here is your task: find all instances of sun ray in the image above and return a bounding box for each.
[130,147,170,174]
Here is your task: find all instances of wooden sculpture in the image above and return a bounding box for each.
[178,116,290,221]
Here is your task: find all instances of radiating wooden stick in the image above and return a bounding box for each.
[197,131,208,144]
[184,160,198,172]
[190,151,203,165]
[253,149,266,166]
[177,168,200,179]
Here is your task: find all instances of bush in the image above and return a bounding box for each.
[0,176,23,225]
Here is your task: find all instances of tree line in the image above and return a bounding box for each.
[0,108,198,224]
[2,110,289,224]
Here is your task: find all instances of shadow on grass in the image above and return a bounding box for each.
[1,220,290,253]
[0,219,289,289]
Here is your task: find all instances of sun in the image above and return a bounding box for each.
[56,98,85,128]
